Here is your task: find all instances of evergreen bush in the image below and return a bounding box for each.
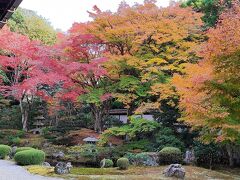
[159,147,182,164]
[117,157,129,170]
[0,145,11,159]
[14,149,45,165]
[15,147,35,153]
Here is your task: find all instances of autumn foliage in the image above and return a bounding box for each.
[173,3,240,142]
[70,1,204,116]
[2,0,240,146]
[0,27,73,130]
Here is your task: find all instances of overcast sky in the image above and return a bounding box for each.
[20,0,170,32]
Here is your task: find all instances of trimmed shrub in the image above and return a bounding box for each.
[14,149,45,165]
[117,158,129,170]
[0,145,11,159]
[100,159,114,168]
[15,147,35,153]
[159,147,182,164]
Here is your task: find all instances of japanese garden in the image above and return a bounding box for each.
[0,0,240,179]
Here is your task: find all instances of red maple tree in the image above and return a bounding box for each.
[58,27,111,133]
[0,27,71,131]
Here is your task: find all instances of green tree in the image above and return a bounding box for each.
[8,8,57,45]
[154,126,185,151]
[182,0,233,28]
[100,116,159,145]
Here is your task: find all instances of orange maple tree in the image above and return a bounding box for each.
[72,1,204,115]
[173,3,240,143]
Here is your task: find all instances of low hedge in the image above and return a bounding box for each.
[14,149,45,165]
[117,158,129,170]
[0,145,11,159]
[159,147,182,164]
[15,147,35,153]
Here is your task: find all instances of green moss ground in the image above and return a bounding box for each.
[26,165,240,180]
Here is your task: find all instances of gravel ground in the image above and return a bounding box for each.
[0,160,63,180]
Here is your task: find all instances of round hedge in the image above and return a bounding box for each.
[100,159,114,168]
[0,145,11,159]
[117,158,129,170]
[159,147,182,164]
[14,149,45,165]
[15,147,35,153]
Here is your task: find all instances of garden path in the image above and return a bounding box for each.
[0,160,63,180]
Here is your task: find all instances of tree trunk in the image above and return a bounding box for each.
[127,107,134,124]
[226,143,234,167]
[94,110,102,133]
[209,153,213,170]
[19,99,29,131]
[55,114,59,126]
[92,106,103,133]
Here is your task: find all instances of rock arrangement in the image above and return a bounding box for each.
[54,162,72,175]
[142,152,159,166]
[128,152,159,166]
[135,152,159,166]
[52,151,65,158]
[163,164,185,179]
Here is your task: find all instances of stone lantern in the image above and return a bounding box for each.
[30,115,45,135]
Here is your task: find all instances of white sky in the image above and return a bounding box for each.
[20,0,170,32]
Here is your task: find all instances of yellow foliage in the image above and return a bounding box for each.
[26,165,54,176]
[135,102,160,114]
[113,93,138,108]
[146,58,167,65]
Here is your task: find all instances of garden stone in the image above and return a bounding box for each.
[100,158,106,168]
[184,149,195,164]
[9,146,17,159]
[133,152,159,166]
[52,151,65,158]
[54,162,72,174]
[143,152,159,166]
[163,164,185,179]
[42,162,51,167]
[43,143,51,148]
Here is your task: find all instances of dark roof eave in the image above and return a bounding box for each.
[0,0,23,28]
[108,109,156,115]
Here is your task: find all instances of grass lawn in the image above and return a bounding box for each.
[26,165,240,180]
